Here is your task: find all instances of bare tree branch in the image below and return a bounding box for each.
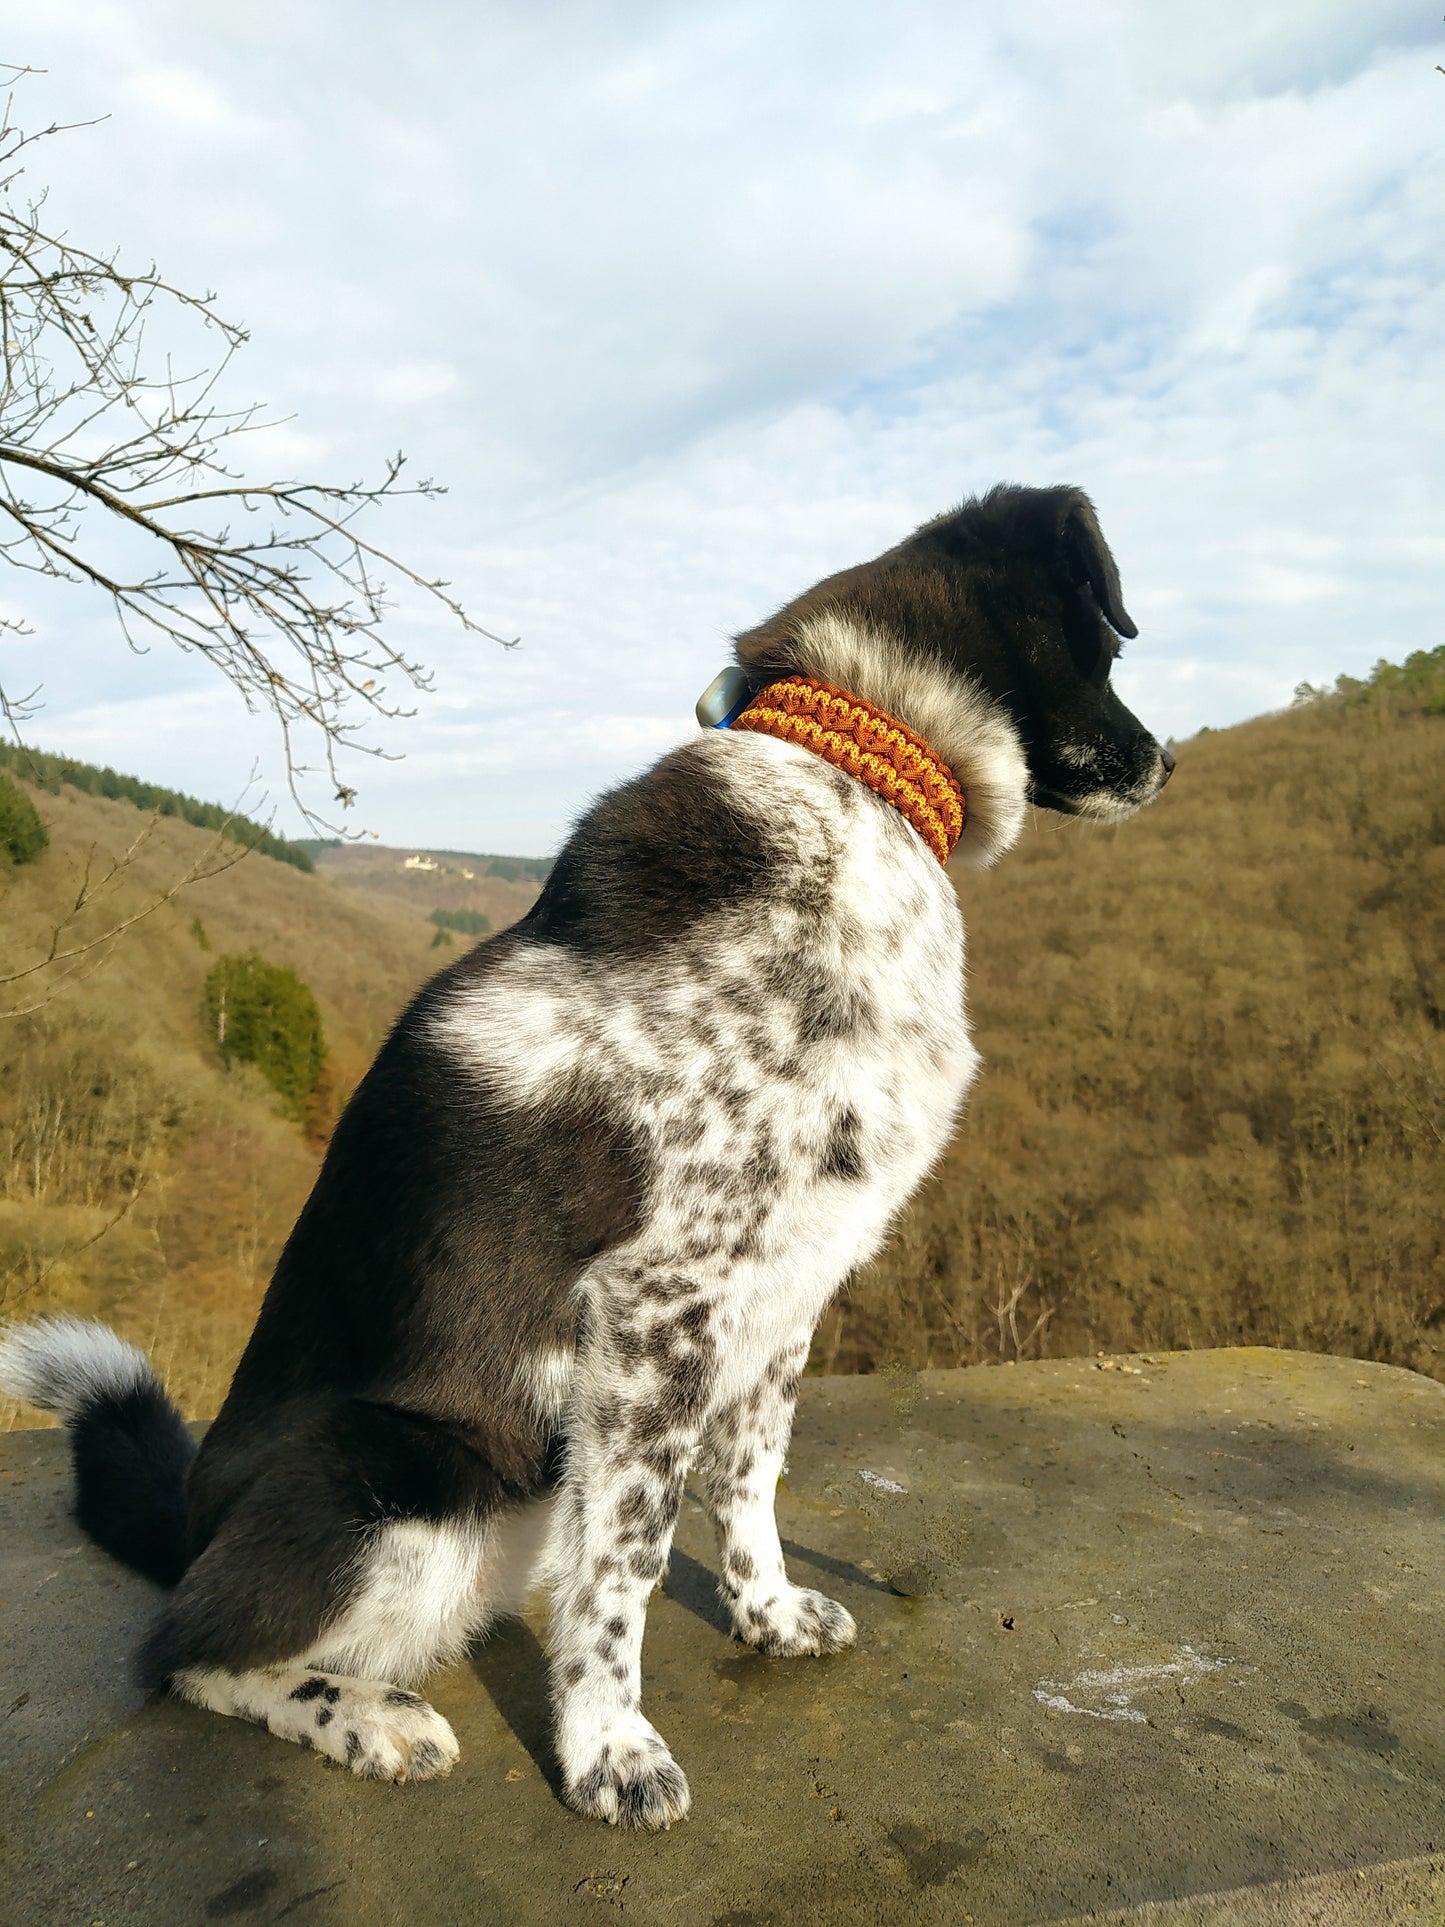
[0,64,515,825]
[0,806,251,1019]
[0,1173,152,1310]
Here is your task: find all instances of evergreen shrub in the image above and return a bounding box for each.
[430,908,490,936]
[203,953,326,1121]
[484,855,552,883]
[0,773,47,864]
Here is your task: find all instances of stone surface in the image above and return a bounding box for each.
[1,1347,1442,1926]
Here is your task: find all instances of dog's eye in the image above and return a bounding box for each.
[1094,629,1121,685]
[1063,584,1117,683]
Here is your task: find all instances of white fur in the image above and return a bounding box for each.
[512,1348,576,1428]
[305,1503,555,1685]
[700,1328,858,1657]
[174,1664,460,1781]
[789,609,1030,867]
[434,943,589,1096]
[166,1506,553,1784]
[0,1316,154,1424]
[307,1518,493,1684]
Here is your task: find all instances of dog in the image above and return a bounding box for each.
[0,483,1171,1829]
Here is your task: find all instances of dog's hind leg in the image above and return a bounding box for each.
[173,1663,463,1782]
[147,1402,552,1781]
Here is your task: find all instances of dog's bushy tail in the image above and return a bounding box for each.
[0,1317,194,1585]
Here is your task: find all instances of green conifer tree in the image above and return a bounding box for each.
[0,773,48,865]
[203,953,326,1122]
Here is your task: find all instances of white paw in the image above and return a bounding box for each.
[734,1584,857,1657]
[282,1676,460,1782]
[562,1714,692,1830]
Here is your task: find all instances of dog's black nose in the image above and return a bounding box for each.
[1158,742,1176,783]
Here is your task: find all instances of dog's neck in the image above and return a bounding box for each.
[731,675,966,865]
[736,608,1030,869]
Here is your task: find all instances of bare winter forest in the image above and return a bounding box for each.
[1,655,1441,1424]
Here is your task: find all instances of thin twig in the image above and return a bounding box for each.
[10,1174,152,1300]
[0,809,251,1017]
[0,65,514,828]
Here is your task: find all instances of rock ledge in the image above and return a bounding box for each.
[2,1348,1441,1925]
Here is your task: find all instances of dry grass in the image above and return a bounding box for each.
[820,690,1444,1383]
[312,842,543,934]
[2,683,1441,1430]
[0,784,441,1421]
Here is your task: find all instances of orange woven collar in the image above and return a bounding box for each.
[730,675,965,865]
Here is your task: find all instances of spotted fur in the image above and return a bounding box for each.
[176,1664,460,1782]
[0,484,1170,1827]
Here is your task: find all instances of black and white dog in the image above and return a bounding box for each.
[0,484,1171,1828]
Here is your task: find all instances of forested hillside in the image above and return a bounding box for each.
[310,839,548,934]
[0,785,443,1419]
[2,651,1441,1430]
[0,743,318,872]
[821,653,1444,1383]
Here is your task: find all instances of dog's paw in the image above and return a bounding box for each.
[280,1676,460,1782]
[734,1584,857,1658]
[341,1685,461,1783]
[563,1717,691,1830]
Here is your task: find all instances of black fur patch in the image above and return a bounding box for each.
[69,1381,196,1587]
[146,916,657,1678]
[819,1107,865,1183]
[523,747,785,961]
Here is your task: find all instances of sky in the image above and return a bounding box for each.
[3,2,1442,855]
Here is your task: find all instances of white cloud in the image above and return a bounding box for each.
[368,361,459,407]
[4,2,1441,852]
[124,64,269,137]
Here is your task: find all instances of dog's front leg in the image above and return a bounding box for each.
[700,1332,856,1657]
[548,1300,712,1829]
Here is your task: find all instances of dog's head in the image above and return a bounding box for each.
[735,483,1172,839]
[905,485,1171,821]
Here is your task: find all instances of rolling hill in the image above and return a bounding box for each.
[2,651,1441,1429]
[0,785,531,1420]
[824,660,1444,1383]
[308,840,548,933]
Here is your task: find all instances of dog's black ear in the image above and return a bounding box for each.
[1061,494,1137,640]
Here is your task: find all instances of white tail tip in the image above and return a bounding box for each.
[0,1316,156,1425]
